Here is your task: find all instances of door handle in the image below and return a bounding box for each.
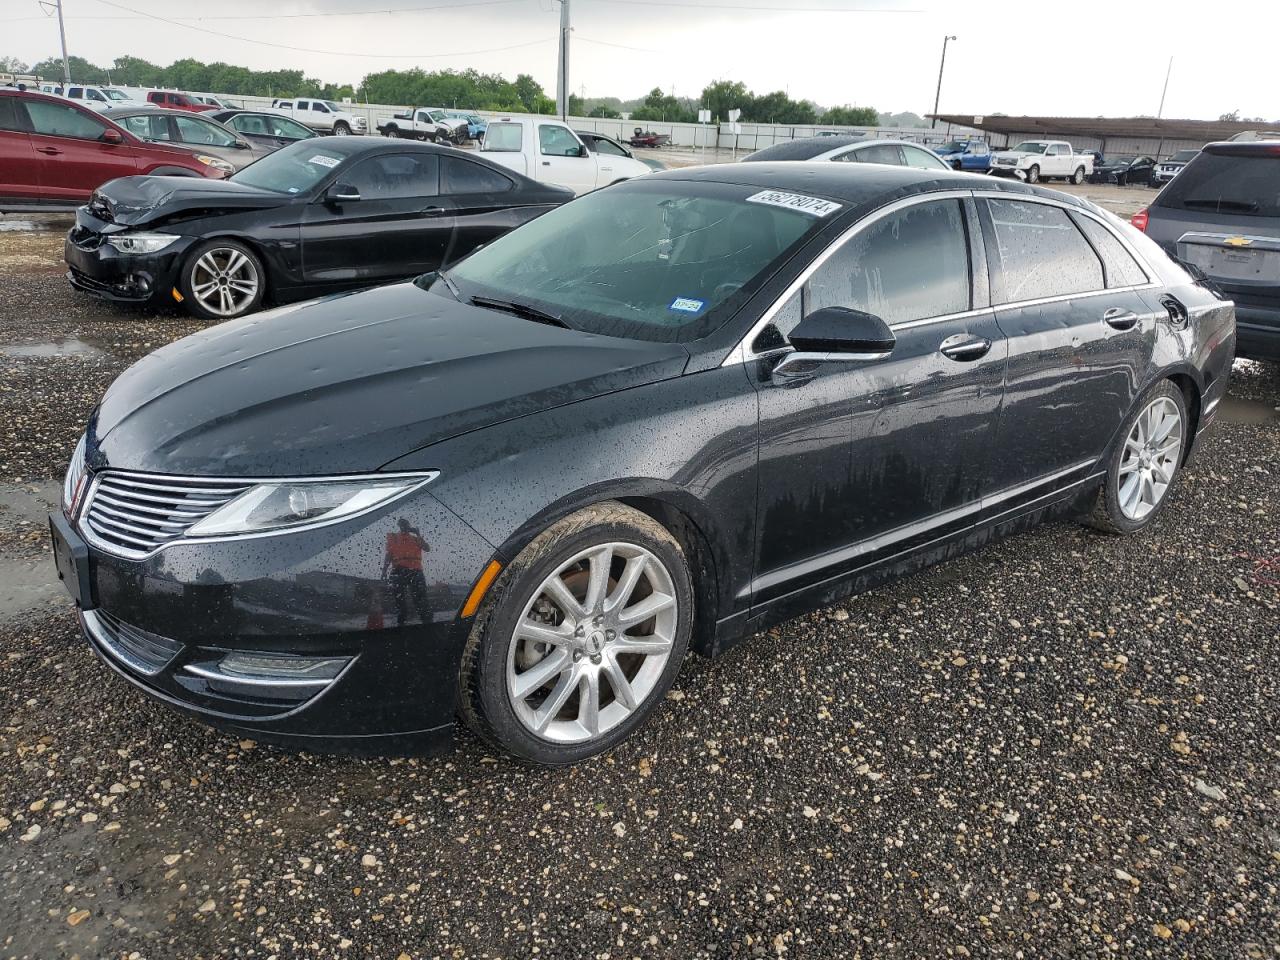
[541,160,551,166]
[1103,307,1139,331]
[36,147,61,155]
[419,205,445,217]
[939,333,992,361]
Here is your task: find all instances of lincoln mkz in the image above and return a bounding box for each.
[50,164,1235,764]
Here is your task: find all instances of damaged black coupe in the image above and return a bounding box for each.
[63,137,573,320]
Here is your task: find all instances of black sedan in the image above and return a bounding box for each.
[50,164,1236,764]
[208,108,318,153]
[1089,155,1156,186]
[63,138,573,320]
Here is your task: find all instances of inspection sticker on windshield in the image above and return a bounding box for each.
[669,297,705,314]
[746,190,841,218]
[307,154,341,168]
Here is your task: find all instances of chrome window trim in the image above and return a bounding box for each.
[77,469,439,561]
[723,188,1160,367]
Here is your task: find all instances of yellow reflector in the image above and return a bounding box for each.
[172,288,184,302]
[461,560,502,619]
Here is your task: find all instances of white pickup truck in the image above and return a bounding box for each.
[269,98,368,136]
[989,140,1093,184]
[479,117,651,194]
[376,107,468,144]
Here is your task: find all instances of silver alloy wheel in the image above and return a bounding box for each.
[506,541,678,744]
[1117,396,1183,521]
[334,124,350,136]
[190,247,259,318]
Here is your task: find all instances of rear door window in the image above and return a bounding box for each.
[1073,214,1149,288]
[807,198,971,326]
[1155,150,1280,217]
[0,97,22,131]
[119,114,171,141]
[855,143,904,166]
[902,145,947,170]
[985,198,1104,302]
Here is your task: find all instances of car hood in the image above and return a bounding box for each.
[89,176,292,227]
[89,282,690,477]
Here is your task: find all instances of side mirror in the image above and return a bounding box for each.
[774,306,895,380]
[578,144,590,158]
[101,128,124,145]
[325,182,360,204]
[234,140,251,150]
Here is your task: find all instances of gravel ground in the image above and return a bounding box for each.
[0,213,1277,960]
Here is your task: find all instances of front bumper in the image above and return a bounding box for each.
[988,164,1022,178]
[64,219,192,305]
[56,483,498,755]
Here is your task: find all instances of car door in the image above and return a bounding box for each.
[0,96,41,201]
[301,151,445,288]
[20,99,138,201]
[537,123,597,192]
[977,196,1159,495]
[586,135,633,184]
[748,195,1007,609]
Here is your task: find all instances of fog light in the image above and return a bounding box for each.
[220,653,348,682]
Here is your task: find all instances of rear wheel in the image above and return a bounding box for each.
[1072,166,1086,185]
[1026,164,1040,184]
[1086,380,1188,534]
[178,239,265,321]
[459,502,693,765]
[384,126,400,138]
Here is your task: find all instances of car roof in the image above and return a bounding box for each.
[645,160,1088,212]
[742,135,868,161]
[102,105,204,118]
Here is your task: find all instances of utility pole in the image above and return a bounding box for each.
[555,0,570,120]
[38,0,72,87]
[1156,56,1173,119]
[931,34,956,129]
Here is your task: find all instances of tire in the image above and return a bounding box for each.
[951,160,963,171]
[333,121,351,136]
[459,501,694,765]
[1026,164,1040,184]
[1072,166,1086,185]
[1085,380,1189,535]
[384,126,400,138]
[178,238,265,321]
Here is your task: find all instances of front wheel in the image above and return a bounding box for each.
[459,502,693,765]
[178,239,265,321]
[1025,164,1040,184]
[333,121,351,136]
[1085,380,1188,535]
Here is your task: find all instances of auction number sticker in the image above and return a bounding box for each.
[746,190,841,218]
[307,154,342,168]
[669,297,705,313]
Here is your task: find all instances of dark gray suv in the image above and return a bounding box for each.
[1138,141,1280,361]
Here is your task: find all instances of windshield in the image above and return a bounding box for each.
[445,179,831,343]
[230,140,345,194]
[1111,156,1137,164]
[322,101,343,112]
[1011,141,1049,154]
[1156,151,1280,217]
[1172,150,1199,163]
[940,141,967,152]
[104,89,130,101]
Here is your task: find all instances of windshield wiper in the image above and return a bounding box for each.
[469,295,573,329]
[1180,198,1260,212]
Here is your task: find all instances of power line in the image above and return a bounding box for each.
[576,35,661,54]
[80,0,554,59]
[15,0,527,22]
[589,0,921,10]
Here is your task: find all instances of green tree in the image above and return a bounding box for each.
[823,104,879,127]
[514,73,545,113]
[30,55,106,83]
[1,56,30,74]
[746,91,816,125]
[632,86,695,123]
[588,103,621,119]
[699,79,749,123]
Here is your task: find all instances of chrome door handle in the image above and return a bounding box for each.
[939,333,992,361]
[1103,307,1139,330]
[36,146,61,155]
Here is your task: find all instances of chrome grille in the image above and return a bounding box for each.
[82,472,253,558]
[84,609,182,676]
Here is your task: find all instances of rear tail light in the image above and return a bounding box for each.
[1131,208,1149,232]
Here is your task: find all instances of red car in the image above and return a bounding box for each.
[0,89,229,212]
[146,90,217,113]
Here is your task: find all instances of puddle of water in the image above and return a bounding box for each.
[0,215,71,233]
[0,338,106,359]
[1219,395,1280,425]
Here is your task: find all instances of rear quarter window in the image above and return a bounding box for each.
[483,122,522,152]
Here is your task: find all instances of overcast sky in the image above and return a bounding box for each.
[9,0,1278,120]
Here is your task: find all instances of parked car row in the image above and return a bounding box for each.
[46,157,1238,764]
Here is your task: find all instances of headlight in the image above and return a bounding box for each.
[185,473,438,538]
[105,232,180,255]
[63,433,88,514]
[195,154,235,173]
